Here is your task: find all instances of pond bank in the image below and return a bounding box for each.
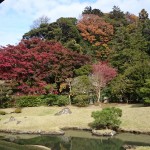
[0,129,150,150]
[0,127,150,136]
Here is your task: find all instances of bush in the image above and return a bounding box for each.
[44,94,58,106]
[90,107,122,130]
[15,94,69,107]
[14,107,22,113]
[0,110,6,115]
[16,95,46,107]
[144,98,150,106]
[0,80,14,108]
[72,94,89,107]
[57,95,69,106]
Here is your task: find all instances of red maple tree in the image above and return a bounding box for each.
[0,38,90,94]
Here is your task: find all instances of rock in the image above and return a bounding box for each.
[92,129,116,136]
[55,108,72,116]
[122,144,136,150]
[16,121,21,124]
[103,100,109,104]
[9,116,16,122]
[103,97,109,103]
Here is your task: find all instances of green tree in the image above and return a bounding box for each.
[110,20,150,102]
[74,65,92,76]
[139,9,149,21]
[140,79,150,105]
[90,107,122,129]
[82,6,103,17]
[109,6,124,20]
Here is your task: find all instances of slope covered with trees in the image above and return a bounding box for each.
[0,6,150,106]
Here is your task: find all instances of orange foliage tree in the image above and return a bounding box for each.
[77,14,114,46]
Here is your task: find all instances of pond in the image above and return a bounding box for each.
[0,130,150,150]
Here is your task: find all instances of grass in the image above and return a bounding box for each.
[119,104,150,132]
[0,106,101,132]
[0,104,150,133]
[134,147,150,150]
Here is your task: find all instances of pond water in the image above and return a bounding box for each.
[0,130,150,150]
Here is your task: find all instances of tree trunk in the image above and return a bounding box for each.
[97,88,101,103]
[68,82,71,105]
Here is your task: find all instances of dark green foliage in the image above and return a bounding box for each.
[74,65,92,76]
[24,17,82,46]
[109,19,150,102]
[57,95,69,106]
[56,17,81,43]
[90,107,122,129]
[109,6,125,20]
[0,81,13,108]
[15,94,69,107]
[65,39,83,53]
[140,79,150,106]
[44,94,58,106]
[0,110,6,115]
[82,6,104,17]
[15,95,47,107]
[106,6,128,29]
[139,9,149,21]
[72,94,89,107]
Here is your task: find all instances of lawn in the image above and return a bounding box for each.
[0,104,150,133]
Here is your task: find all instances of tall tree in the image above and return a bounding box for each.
[77,14,113,60]
[77,14,113,46]
[139,9,149,21]
[109,19,150,102]
[82,6,103,17]
[109,6,125,20]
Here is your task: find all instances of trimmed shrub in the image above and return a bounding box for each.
[15,94,69,107]
[0,110,6,115]
[57,95,69,106]
[16,95,46,107]
[14,107,22,113]
[72,94,89,107]
[44,94,58,106]
[90,107,122,130]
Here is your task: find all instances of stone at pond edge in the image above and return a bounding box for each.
[55,108,72,116]
[92,129,116,136]
[122,144,136,150]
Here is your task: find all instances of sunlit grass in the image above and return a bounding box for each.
[0,104,150,133]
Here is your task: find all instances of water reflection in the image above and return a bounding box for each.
[0,131,150,150]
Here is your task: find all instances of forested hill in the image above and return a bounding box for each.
[0,6,150,104]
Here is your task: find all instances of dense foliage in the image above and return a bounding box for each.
[0,6,150,105]
[90,107,122,129]
[15,94,69,107]
[0,38,89,95]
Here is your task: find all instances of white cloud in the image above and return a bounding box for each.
[0,0,150,46]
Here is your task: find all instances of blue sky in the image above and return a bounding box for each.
[0,0,150,46]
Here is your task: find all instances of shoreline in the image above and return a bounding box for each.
[0,127,150,136]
